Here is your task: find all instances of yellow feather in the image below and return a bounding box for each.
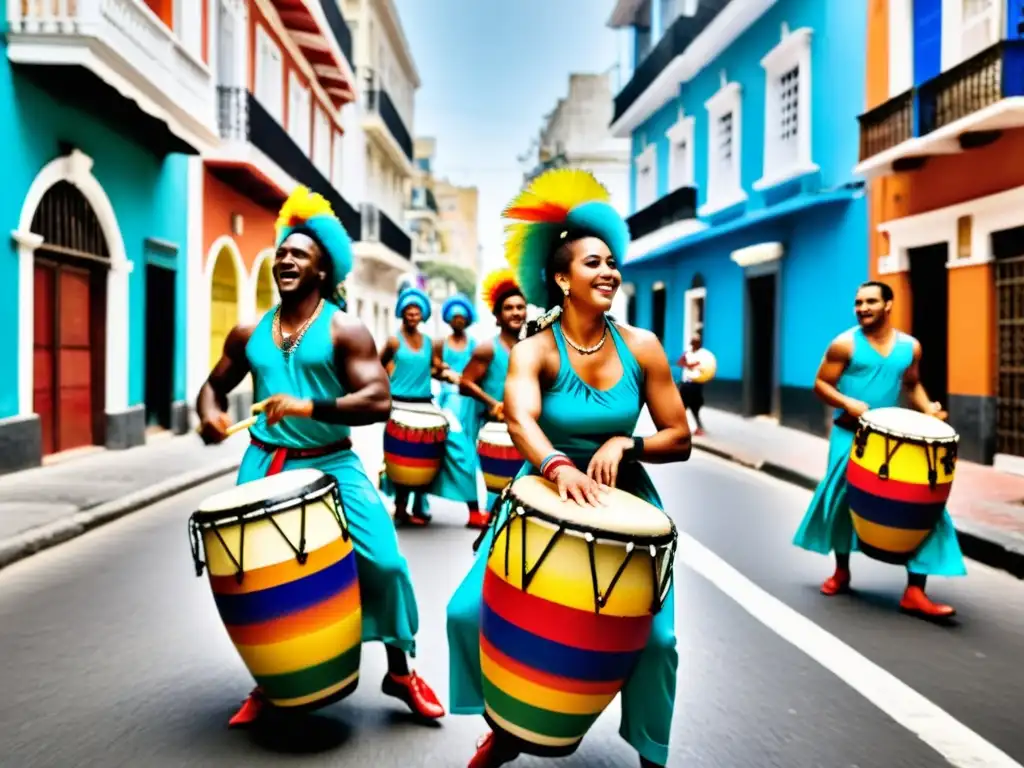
[503,223,529,269]
[275,185,336,237]
[480,267,519,311]
[502,168,610,221]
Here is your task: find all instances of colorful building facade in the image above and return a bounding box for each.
[610,0,869,435]
[0,0,218,473]
[855,0,1024,467]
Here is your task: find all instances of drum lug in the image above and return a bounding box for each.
[854,428,869,459]
[927,469,938,488]
[941,445,958,474]
[878,463,889,481]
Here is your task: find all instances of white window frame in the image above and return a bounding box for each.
[699,78,745,217]
[942,0,1004,69]
[683,286,706,351]
[665,110,695,191]
[887,0,914,98]
[288,71,311,156]
[313,104,331,177]
[754,25,817,192]
[634,143,657,212]
[174,0,203,62]
[254,25,283,124]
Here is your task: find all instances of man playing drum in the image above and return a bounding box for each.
[196,186,445,727]
[793,280,967,619]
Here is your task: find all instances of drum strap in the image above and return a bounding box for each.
[250,437,354,477]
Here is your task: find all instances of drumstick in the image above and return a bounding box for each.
[194,398,271,437]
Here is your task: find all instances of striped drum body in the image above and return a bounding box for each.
[189,469,362,710]
[384,404,450,488]
[480,476,676,756]
[846,407,959,564]
[477,421,524,493]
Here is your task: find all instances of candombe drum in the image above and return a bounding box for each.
[383,402,450,488]
[689,348,717,384]
[188,469,362,710]
[846,407,959,564]
[476,421,524,494]
[480,476,677,756]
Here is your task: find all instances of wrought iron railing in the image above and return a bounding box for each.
[365,86,414,160]
[361,204,412,259]
[857,89,914,160]
[918,40,1024,135]
[318,0,353,64]
[626,186,698,240]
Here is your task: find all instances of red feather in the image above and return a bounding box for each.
[504,201,570,222]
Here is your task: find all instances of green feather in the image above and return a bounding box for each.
[515,223,557,307]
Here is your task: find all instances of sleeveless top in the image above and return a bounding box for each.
[246,306,351,449]
[390,330,433,400]
[538,321,643,464]
[479,335,512,403]
[443,336,476,374]
[834,327,915,422]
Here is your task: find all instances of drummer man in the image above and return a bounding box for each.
[792,280,967,619]
[675,334,705,436]
[196,186,445,727]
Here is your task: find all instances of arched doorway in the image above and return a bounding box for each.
[209,247,240,369]
[254,255,275,318]
[32,181,110,455]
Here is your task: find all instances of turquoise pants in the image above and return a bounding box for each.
[238,444,420,655]
[446,473,678,765]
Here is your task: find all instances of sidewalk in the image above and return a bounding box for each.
[690,408,1024,578]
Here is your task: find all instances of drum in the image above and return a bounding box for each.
[383,402,450,488]
[476,421,524,494]
[480,476,676,756]
[689,348,717,384]
[846,407,959,564]
[188,469,362,711]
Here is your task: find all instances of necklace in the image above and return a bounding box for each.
[562,319,608,356]
[273,299,325,357]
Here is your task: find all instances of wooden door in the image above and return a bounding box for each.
[33,262,56,455]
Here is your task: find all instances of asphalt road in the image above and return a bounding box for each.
[1,450,1022,768]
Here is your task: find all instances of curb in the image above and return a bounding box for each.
[0,459,241,573]
[692,441,1024,580]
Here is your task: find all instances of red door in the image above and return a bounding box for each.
[33,260,95,455]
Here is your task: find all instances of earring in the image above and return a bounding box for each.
[562,285,570,297]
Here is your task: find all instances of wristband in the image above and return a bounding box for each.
[540,451,568,474]
[310,399,335,422]
[623,436,645,461]
[543,457,574,482]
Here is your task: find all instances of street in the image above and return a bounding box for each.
[1,448,1023,768]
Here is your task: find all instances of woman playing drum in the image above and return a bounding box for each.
[380,287,483,527]
[436,294,478,415]
[446,169,692,768]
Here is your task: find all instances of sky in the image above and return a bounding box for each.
[393,0,623,276]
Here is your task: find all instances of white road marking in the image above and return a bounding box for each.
[676,530,1024,768]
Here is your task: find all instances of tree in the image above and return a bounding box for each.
[418,260,477,298]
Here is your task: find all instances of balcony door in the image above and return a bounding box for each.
[217,0,240,87]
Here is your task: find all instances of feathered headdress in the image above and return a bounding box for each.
[442,293,476,326]
[480,268,522,314]
[275,186,354,308]
[502,168,630,308]
[395,286,432,322]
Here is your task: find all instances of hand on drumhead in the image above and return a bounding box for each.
[929,401,948,421]
[198,411,232,445]
[587,436,632,488]
[489,402,505,422]
[845,399,870,420]
[552,465,607,507]
[262,394,314,425]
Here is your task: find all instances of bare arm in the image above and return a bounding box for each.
[633,330,691,464]
[813,335,862,414]
[505,340,560,470]
[379,337,399,368]
[459,341,498,409]
[431,338,450,381]
[312,314,391,425]
[196,324,255,421]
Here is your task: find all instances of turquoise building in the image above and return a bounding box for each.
[0,1,217,473]
[610,0,869,435]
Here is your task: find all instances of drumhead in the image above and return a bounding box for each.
[510,475,673,540]
[478,421,513,446]
[861,407,957,441]
[195,469,336,520]
[391,406,448,428]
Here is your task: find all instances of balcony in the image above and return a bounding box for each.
[207,87,360,239]
[363,77,414,169]
[361,204,412,259]
[407,186,439,221]
[269,0,354,107]
[6,0,217,154]
[855,40,1024,180]
[627,186,698,240]
[317,0,353,64]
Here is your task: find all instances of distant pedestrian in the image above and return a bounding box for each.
[677,335,705,435]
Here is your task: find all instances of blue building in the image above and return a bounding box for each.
[609,0,869,435]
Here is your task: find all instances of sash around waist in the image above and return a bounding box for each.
[250,436,353,458]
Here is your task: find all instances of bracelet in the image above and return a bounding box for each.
[539,451,567,475]
[310,399,335,422]
[623,436,645,461]
[542,456,574,482]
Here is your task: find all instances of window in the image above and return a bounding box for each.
[254,26,283,123]
[755,26,815,191]
[684,286,706,348]
[288,72,311,155]
[651,282,667,341]
[175,0,203,61]
[960,0,1002,61]
[666,111,695,191]
[313,105,331,177]
[887,0,913,97]
[700,79,745,216]
[634,143,657,211]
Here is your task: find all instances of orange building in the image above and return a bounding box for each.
[855,0,1024,468]
[186,0,359,418]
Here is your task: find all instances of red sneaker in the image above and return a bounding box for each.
[900,586,956,619]
[467,511,491,529]
[227,687,265,728]
[468,731,518,768]
[382,671,445,719]
[820,568,851,596]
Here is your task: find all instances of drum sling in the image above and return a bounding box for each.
[250,436,354,477]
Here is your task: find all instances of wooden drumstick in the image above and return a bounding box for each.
[195,398,271,437]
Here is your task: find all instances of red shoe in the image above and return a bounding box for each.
[469,731,518,768]
[228,687,265,728]
[467,511,491,529]
[821,568,851,596]
[394,509,429,527]
[382,671,445,719]
[694,427,705,437]
[900,586,956,619]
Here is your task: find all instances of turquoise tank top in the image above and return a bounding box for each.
[390,331,433,400]
[246,306,351,449]
[538,321,643,464]
[834,327,914,421]
[479,335,511,402]
[443,336,476,374]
